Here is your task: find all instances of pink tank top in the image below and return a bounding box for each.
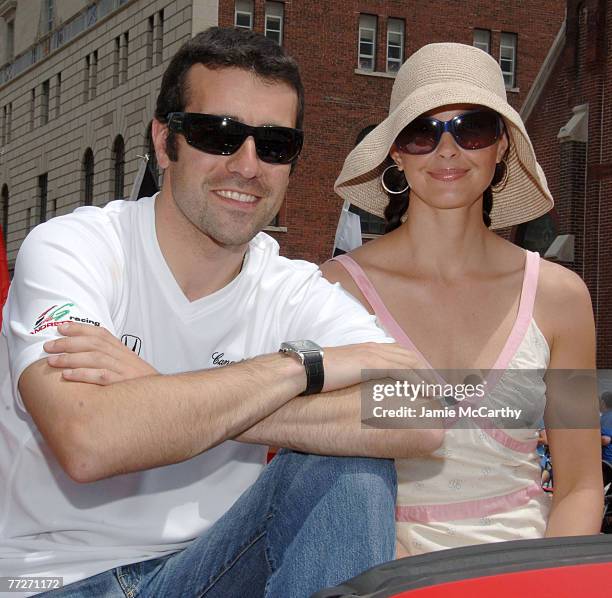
[332,251,550,526]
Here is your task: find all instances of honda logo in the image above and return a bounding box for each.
[121,334,142,355]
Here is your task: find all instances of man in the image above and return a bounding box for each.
[0,28,439,597]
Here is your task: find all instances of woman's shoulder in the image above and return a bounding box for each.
[320,243,387,314]
[536,258,592,308]
[533,257,594,355]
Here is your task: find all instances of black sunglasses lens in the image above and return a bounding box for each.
[255,128,302,164]
[454,111,500,150]
[184,115,243,155]
[181,115,301,164]
[396,118,440,155]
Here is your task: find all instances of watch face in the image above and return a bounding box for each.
[281,340,322,353]
[292,340,320,352]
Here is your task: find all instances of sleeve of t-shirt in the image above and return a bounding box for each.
[601,412,612,437]
[280,263,394,347]
[5,210,123,412]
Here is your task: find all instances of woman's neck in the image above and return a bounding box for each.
[393,195,499,279]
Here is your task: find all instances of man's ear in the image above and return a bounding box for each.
[152,118,171,169]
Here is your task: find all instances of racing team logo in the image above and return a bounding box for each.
[31,302,75,334]
[30,302,101,335]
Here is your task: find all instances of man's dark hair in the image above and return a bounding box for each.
[155,27,305,161]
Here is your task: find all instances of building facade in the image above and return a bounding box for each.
[525,0,612,367]
[1,0,566,270]
[0,0,218,268]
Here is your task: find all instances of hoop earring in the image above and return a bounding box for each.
[381,164,409,195]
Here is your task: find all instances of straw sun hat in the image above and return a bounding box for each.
[334,43,553,229]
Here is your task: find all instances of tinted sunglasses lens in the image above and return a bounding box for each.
[185,116,243,155]
[395,119,440,155]
[454,111,500,150]
[182,115,301,164]
[255,128,302,164]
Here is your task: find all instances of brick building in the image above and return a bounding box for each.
[524,0,612,367]
[217,0,567,263]
[0,0,566,272]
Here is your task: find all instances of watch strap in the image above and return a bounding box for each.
[301,350,324,396]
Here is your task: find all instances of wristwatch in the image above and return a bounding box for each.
[279,340,325,396]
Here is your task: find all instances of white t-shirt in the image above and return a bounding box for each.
[0,196,389,589]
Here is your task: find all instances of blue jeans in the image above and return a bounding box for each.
[42,450,397,598]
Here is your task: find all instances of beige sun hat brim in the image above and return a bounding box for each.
[334,47,553,230]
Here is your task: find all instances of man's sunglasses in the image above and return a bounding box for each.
[395,109,503,155]
[166,112,303,165]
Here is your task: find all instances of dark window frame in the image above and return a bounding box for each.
[83,148,94,206]
[112,135,125,200]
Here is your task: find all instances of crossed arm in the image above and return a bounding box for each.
[20,323,442,483]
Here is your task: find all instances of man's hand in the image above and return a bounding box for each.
[322,342,433,392]
[44,322,157,385]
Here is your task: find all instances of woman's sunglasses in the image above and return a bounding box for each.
[166,112,304,165]
[395,109,503,155]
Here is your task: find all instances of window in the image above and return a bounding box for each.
[154,10,164,66]
[83,148,94,205]
[235,0,253,29]
[90,51,98,99]
[499,32,517,88]
[84,55,90,102]
[146,16,154,70]
[265,2,283,45]
[515,214,557,255]
[38,174,48,224]
[1,185,8,242]
[30,89,35,131]
[113,36,120,87]
[120,32,129,84]
[473,29,491,53]
[146,123,160,187]
[358,15,377,71]
[1,106,6,146]
[146,123,159,186]
[41,79,50,125]
[576,4,588,70]
[267,212,280,227]
[6,103,11,143]
[6,19,14,61]
[45,0,54,33]
[55,73,61,118]
[386,18,404,73]
[112,135,125,199]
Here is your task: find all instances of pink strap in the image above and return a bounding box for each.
[489,250,540,373]
[331,254,430,362]
[396,482,544,523]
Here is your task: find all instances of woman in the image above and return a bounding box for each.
[322,43,602,555]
